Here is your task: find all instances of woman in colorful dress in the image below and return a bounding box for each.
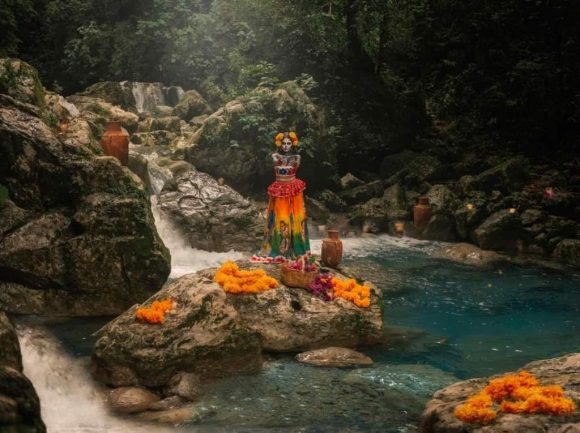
[251,131,311,262]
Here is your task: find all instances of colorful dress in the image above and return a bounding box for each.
[252,153,310,262]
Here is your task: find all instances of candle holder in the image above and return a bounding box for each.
[394,221,405,235]
[58,118,70,134]
[466,203,475,211]
[508,208,517,215]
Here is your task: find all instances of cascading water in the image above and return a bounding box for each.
[151,196,245,279]
[17,325,177,433]
[122,81,185,113]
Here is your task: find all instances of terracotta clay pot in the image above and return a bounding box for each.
[321,229,343,268]
[100,121,129,166]
[413,196,432,228]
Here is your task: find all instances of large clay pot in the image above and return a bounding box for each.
[414,196,432,228]
[321,229,343,268]
[100,121,129,166]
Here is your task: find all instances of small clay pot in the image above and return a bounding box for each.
[321,229,343,268]
[413,196,432,229]
[100,121,129,166]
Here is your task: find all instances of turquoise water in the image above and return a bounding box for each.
[20,236,580,433]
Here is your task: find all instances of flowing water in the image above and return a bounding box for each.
[17,216,580,433]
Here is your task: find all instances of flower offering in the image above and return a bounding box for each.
[214,261,279,294]
[135,298,174,324]
[455,371,576,424]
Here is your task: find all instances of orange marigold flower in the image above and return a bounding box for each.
[214,261,279,294]
[135,298,173,324]
[457,371,576,424]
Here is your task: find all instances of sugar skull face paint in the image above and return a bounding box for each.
[281,137,293,153]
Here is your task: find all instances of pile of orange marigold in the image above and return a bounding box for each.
[135,298,174,324]
[455,370,576,424]
[214,261,279,294]
[332,277,371,308]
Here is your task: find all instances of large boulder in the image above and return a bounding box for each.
[553,239,580,267]
[66,95,139,134]
[461,157,529,194]
[385,155,444,188]
[172,90,210,121]
[91,273,264,389]
[0,59,45,108]
[198,263,384,352]
[0,312,45,433]
[426,185,460,215]
[421,214,457,242]
[185,81,338,194]
[92,263,384,390]
[157,168,263,252]
[340,180,384,205]
[348,183,409,232]
[472,210,527,252]
[421,353,580,433]
[0,85,170,315]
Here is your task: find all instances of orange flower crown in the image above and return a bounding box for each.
[275,131,299,147]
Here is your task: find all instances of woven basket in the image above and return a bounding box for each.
[280,265,318,289]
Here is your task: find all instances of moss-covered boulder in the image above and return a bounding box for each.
[0,85,170,315]
[92,262,383,391]
[0,59,45,108]
[185,81,338,195]
[92,273,263,388]
[172,90,210,121]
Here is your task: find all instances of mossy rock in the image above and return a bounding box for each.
[0,58,45,107]
[186,81,338,195]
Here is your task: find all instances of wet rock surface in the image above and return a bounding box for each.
[421,353,580,433]
[0,312,45,433]
[157,168,263,252]
[0,64,171,316]
[433,243,506,267]
[296,347,373,368]
[92,263,383,391]
[92,272,264,389]
[107,387,160,414]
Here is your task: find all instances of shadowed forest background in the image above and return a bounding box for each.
[2,0,579,177]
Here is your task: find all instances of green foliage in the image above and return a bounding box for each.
[1,0,577,171]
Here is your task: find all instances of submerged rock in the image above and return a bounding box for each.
[157,168,262,252]
[421,353,580,433]
[434,243,505,266]
[0,78,170,315]
[107,387,160,414]
[0,312,45,433]
[296,347,373,368]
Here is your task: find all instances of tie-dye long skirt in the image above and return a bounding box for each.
[251,178,310,262]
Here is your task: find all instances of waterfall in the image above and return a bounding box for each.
[151,196,244,279]
[122,82,185,114]
[18,326,176,433]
